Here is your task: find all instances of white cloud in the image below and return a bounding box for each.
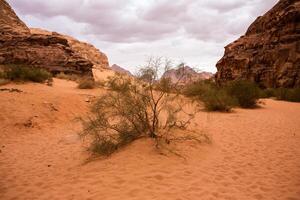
[7,0,279,73]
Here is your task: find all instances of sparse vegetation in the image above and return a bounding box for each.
[77,78,96,89]
[56,72,101,89]
[0,64,52,83]
[55,72,81,82]
[226,80,260,108]
[200,88,237,112]
[259,88,276,98]
[0,78,10,86]
[183,80,213,97]
[95,80,106,87]
[274,88,300,102]
[106,73,131,92]
[81,58,207,157]
[184,80,236,112]
[184,80,262,110]
[259,87,300,102]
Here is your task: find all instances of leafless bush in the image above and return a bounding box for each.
[78,78,96,89]
[80,57,209,157]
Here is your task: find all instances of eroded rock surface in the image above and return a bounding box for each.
[31,28,109,70]
[216,0,300,88]
[0,0,109,75]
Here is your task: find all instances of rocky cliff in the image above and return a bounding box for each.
[0,0,29,36]
[0,0,109,75]
[216,0,300,88]
[30,28,109,70]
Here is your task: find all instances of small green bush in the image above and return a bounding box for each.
[2,64,52,83]
[259,87,300,102]
[259,88,276,98]
[78,78,95,89]
[183,80,216,97]
[0,71,5,79]
[201,88,236,112]
[226,80,260,108]
[184,80,236,112]
[275,88,300,102]
[0,79,10,86]
[0,67,9,85]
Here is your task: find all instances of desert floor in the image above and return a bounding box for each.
[0,79,300,200]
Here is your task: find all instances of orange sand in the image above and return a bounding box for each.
[0,79,300,200]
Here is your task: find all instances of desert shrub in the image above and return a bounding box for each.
[0,79,10,86]
[275,88,300,102]
[0,69,10,85]
[81,57,205,156]
[90,139,118,156]
[286,88,300,102]
[183,80,214,97]
[95,80,106,87]
[78,78,96,89]
[106,74,131,92]
[226,80,260,108]
[1,64,52,83]
[57,72,101,88]
[0,70,5,78]
[275,88,288,100]
[259,88,276,98]
[184,80,236,112]
[259,87,300,102]
[200,88,237,112]
[81,87,148,155]
[56,72,80,82]
[155,77,173,93]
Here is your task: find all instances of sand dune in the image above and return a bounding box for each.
[0,79,299,200]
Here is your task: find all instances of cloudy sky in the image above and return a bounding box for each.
[8,0,278,73]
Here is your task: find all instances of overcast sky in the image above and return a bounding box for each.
[8,0,278,73]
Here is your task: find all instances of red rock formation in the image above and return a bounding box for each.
[162,66,213,85]
[110,64,132,76]
[0,0,109,75]
[216,0,300,88]
[30,28,109,70]
[0,0,29,36]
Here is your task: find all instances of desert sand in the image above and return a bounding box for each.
[0,79,300,200]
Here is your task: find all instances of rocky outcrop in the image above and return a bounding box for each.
[110,64,132,76]
[216,0,300,88]
[0,0,109,75]
[0,0,29,37]
[30,28,109,70]
[162,66,213,85]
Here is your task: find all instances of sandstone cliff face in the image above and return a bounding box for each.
[0,0,29,36]
[30,28,109,70]
[216,0,300,88]
[0,0,109,75]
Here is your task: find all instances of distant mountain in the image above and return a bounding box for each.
[162,66,213,85]
[110,64,132,76]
